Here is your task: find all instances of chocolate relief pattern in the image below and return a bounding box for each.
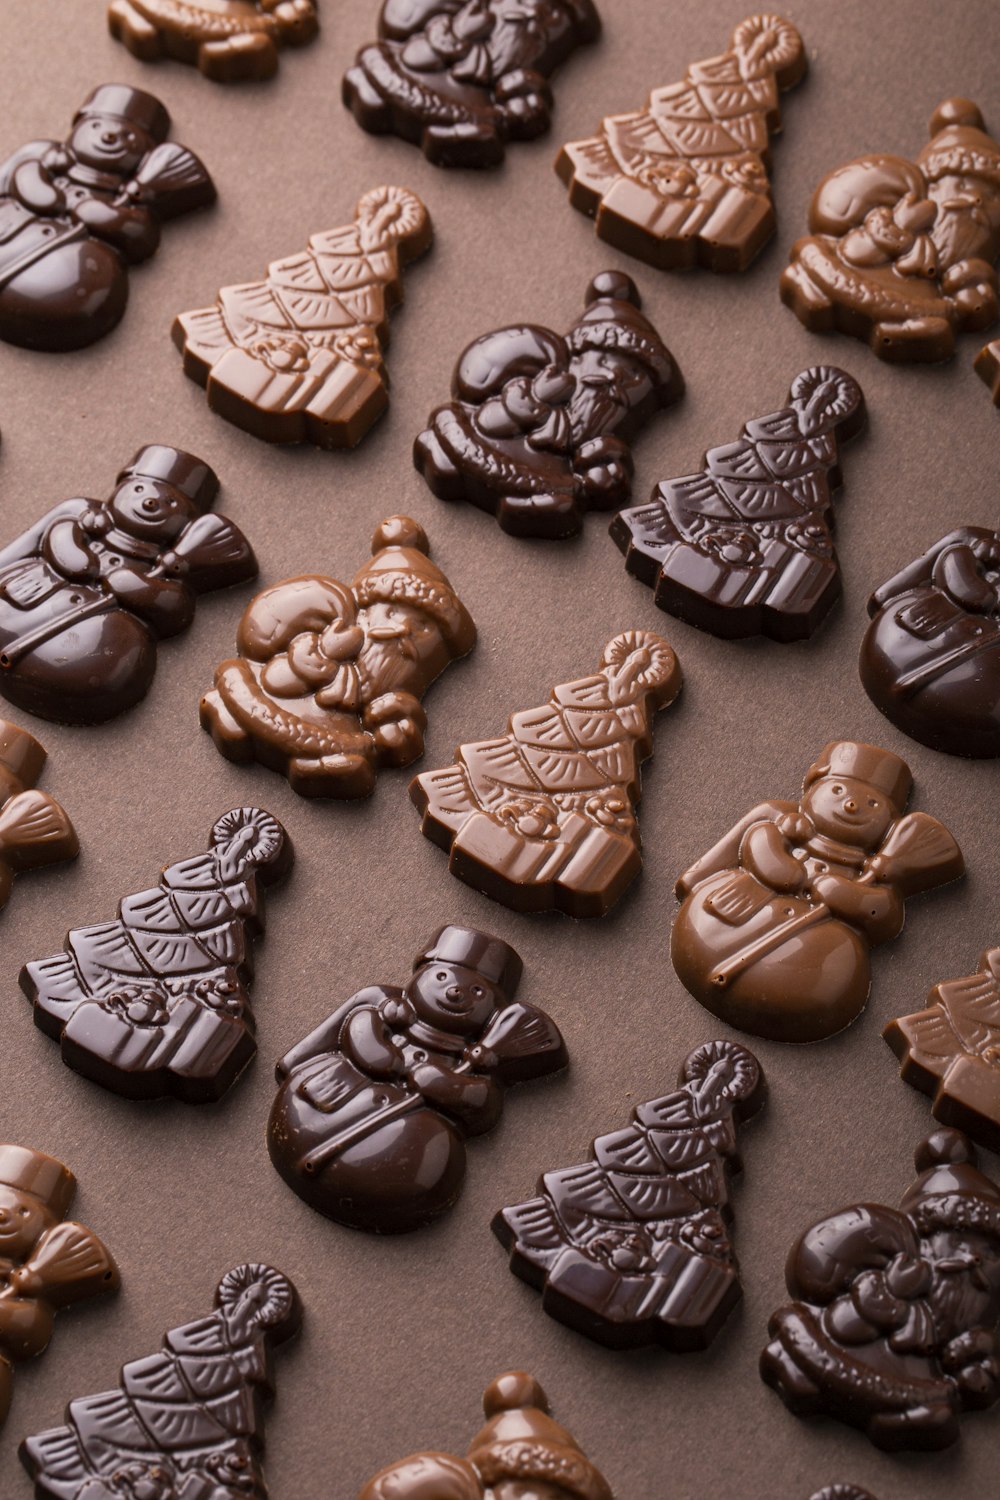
[0,447,257,726]
[860,527,1000,759]
[782,99,1000,362]
[885,949,1000,1153]
[357,1371,615,1500]
[21,809,291,1103]
[202,517,476,799]
[762,1130,1000,1452]
[611,367,865,641]
[410,631,682,917]
[672,741,965,1043]
[975,338,1000,402]
[343,0,602,169]
[494,1040,765,1350]
[21,1264,300,1499]
[0,1145,119,1430]
[0,721,77,911]
[557,15,806,272]
[267,926,566,1233]
[109,0,319,83]
[173,187,432,448]
[415,271,684,538]
[0,85,214,352]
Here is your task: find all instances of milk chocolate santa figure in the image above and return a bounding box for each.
[0,1145,119,1430]
[267,926,566,1233]
[0,446,257,725]
[173,186,432,448]
[557,14,806,272]
[415,271,684,538]
[673,741,965,1042]
[781,98,1000,362]
[201,517,476,798]
[109,0,319,84]
[357,1371,615,1500]
[762,1130,1000,1452]
[0,720,78,912]
[860,527,1000,758]
[0,85,214,351]
[343,1,602,169]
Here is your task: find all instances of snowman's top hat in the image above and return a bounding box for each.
[0,1144,74,1218]
[74,85,170,144]
[416,927,523,996]
[117,446,220,513]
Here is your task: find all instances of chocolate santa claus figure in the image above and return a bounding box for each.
[415,271,684,538]
[357,1371,615,1500]
[673,741,965,1042]
[202,516,476,798]
[762,1130,1000,1451]
[108,0,319,84]
[0,85,214,352]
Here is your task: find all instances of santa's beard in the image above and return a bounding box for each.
[568,381,628,441]
[355,637,421,699]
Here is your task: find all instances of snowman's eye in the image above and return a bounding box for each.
[18,1208,29,1218]
[832,784,844,794]
[869,798,879,808]
[437,971,447,981]
[472,987,483,997]
[134,484,144,493]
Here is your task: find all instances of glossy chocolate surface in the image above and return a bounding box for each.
[810,1490,877,1500]
[109,0,319,82]
[557,15,806,272]
[0,446,257,726]
[268,926,566,1233]
[762,1130,1000,1451]
[0,719,77,911]
[860,527,1000,758]
[357,1370,614,1499]
[20,1263,300,1497]
[494,1039,764,1350]
[411,630,681,916]
[343,0,602,169]
[414,270,684,538]
[611,367,866,641]
[975,337,1000,402]
[673,740,965,1042]
[174,186,431,448]
[202,516,476,798]
[0,1143,119,1430]
[782,98,1000,363]
[22,808,291,1102]
[885,947,1000,1153]
[0,85,214,352]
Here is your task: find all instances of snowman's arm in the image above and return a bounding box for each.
[868,530,977,614]
[342,1006,407,1080]
[0,140,59,195]
[742,820,807,893]
[934,544,998,614]
[409,1061,503,1134]
[73,195,160,262]
[0,500,96,572]
[274,988,399,1081]
[676,801,794,898]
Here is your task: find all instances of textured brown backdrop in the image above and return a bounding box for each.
[0,2,998,1496]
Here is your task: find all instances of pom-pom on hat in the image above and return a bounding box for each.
[0,1145,75,1218]
[352,516,476,652]
[920,98,1000,186]
[804,740,912,811]
[74,84,170,144]
[416,926,523,996]
[117,446,219,513]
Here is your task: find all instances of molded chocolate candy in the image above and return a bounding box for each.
[414,271,684,538]
[357,1370,614,1500]
[781,99,1000,363]
[201,516,476,798]
[0,1144,119,1430]
[494,1039,764,1350]
[885,947,1000,1153]
[21,1263,300,1497]
[673,740,965,1042]
[762,1130,1000,1451]
[611,367,866,640]
[860,527,1000,758]
[268,926,566,1233]
[810,1491,877,1500]
[21,808,292,1102]
[343,1,602,170]
[0,446,257,726]
[173,187,431,448]
[0,720,78,910]
[975,338,1000,402]
[410,630,682,917]
[109,0,319,83]
[0,85,214,352]
[557,15,806,272]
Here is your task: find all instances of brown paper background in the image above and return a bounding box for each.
[1,2,998,1496]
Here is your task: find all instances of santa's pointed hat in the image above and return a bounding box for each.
[567,271,678,389]
[467,1372,614,1500]
[352,516,476,652]
[919,99,1000,186]
[900,1129,1000,1243]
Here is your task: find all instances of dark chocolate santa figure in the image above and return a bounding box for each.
[0,719,78,913]
[414,271,684,538]
[21,808,291,1103]
[268,926,566,1233]
[0,1144,119,1430]
[0,446,257,725]
[0,85,215,352]
[494,1039,765,1350]
[860,527,1000,758]
[611,367,866,641]
[673,741,965,1043]
[762,1130,1000,1452]
[343,1,602,170]
[20,1263,300,1498]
